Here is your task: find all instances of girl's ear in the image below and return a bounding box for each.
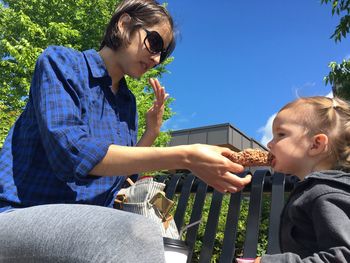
[117,13,132,32]
[309,134,329,156]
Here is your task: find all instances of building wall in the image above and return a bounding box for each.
[169,123,266,152]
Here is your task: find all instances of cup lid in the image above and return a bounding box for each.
[163,237,188,249]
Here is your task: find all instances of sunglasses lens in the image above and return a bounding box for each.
[160,39,175,64]
[160,52,167,64]
[146,31,164,53]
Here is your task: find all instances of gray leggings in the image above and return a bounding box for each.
[0,204,165,263]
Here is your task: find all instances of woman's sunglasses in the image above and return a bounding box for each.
[143,28,173,64]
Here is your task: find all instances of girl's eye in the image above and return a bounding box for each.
[277,133,285,137]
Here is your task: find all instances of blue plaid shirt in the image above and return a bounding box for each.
[0,46,138,213]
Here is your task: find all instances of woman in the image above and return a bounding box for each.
[0,0,251,262]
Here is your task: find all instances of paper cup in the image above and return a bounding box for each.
[163,237,189,263]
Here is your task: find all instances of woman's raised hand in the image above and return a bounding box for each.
[145,78,169,136]
[137,78,169,147]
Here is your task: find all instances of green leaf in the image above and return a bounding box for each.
[321,0,350,41]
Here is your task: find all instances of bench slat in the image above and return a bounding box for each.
[174,174,196,230]
[199,190,224,263]
[165,174,182,200]
[219,191,243,262]
[266,172,285,254]
[185,180,208,262]
[243,170,267,258]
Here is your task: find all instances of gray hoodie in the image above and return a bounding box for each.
[261,170,350,263]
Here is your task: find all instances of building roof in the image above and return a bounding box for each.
[169,123,267,152]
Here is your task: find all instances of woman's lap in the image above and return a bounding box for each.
[0,204,165,263]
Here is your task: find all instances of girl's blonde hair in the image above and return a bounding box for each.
[281,96,350,171]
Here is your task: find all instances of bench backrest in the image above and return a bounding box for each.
[155,170,298,263]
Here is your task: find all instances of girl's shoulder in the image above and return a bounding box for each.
[303,175,350,202]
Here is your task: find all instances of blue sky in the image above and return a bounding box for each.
[159,0,349,146]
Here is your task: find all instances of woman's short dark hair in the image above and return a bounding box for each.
[99,0,176,63]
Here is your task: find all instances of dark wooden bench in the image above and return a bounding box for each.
[155,170,299,263]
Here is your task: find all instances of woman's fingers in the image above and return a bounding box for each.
[149,78,168,108]
[213,184,239,194]
[212,172,250,193]
[194,168,250,194]
[223,173,251,191]
[219,147,245,173]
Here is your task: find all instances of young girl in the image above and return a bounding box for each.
[256,96,350,262]
[0,0,251,262]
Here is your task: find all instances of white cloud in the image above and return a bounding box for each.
[162,119,179,131]
[293,82,317,98]
[326,91,333,98]
[258,113,277,147]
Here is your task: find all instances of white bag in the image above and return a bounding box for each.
[115,177,180,239]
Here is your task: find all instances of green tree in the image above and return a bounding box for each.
[321,0,350,42]
[0,0,174,147]
[321,0,350,100]
[325,60,350,100]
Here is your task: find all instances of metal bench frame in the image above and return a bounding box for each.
[155,170,298,263]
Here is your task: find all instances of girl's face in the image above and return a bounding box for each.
[118,21,173,78]
[267,108,314,179]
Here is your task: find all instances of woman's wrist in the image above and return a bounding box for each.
[144,128,160,138]
[137,129,159,147]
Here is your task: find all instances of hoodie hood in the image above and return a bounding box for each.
[304,170,350,188]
